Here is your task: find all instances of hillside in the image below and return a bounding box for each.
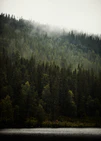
[0,13,101,127]
[0,13,101,73]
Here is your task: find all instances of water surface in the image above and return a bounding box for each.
[0,128,101,140]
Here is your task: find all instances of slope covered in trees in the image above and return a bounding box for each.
[0,13,101,73]
[0,13,101,127]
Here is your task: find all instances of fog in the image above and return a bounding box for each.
[0,0,101,35]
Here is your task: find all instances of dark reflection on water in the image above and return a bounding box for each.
[0,128,101,141]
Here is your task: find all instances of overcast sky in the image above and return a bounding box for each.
[0,0,101,35]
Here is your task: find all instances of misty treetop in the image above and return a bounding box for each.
[0,13,101,127]
[0,13,101,73]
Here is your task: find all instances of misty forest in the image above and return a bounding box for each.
[0,13,101,128]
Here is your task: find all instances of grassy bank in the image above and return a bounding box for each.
[42,120,99,128]
[0,117,101,128]
[26,117,101,128]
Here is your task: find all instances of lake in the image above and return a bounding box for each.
[0,128,101,140]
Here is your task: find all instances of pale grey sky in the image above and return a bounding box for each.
[0,0,101,35]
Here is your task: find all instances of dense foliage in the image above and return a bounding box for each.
[0,13,101,127]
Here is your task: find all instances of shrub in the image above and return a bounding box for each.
[25,117,38,127]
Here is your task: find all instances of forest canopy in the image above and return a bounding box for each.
[0,13,101,127]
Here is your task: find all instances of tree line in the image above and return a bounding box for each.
[0,13,101,127]
[0,50,101,127]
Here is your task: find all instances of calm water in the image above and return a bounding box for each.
[0,128,101,140]
[0,128,101,135]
